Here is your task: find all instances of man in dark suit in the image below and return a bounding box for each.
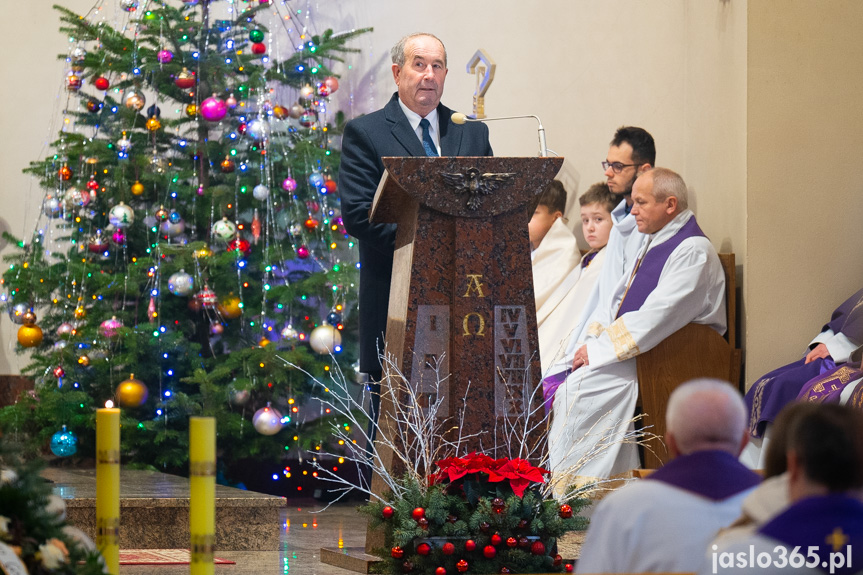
[339,33,493,390]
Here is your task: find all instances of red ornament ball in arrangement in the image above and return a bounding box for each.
[490,533,502,546]
[390,546,404,559]
[518,536,529,548]
[227,238,252,256]
[506,537,517,548]
[411,507,425,520]
[174,68,196,89]
[530,541,546,555]
[517,519,529,529]
[442,542,455,555]
[559,504,573,518]
[417,517,429,530]
[435,568,446,575]
[323,179,338,194]
[416,543,431,556]
[381,506,394,519]
[456,560,468,573]
[491,497,505,513]
[87,177,100,191]
[565,563,574,573]
[251,42,266,55]
[483,545,496,559]
[479,521,490,533]
[304,218,319,230]
[196,287,218,308]
[464,539,476,552]
[53,366,65,378]
[94,76,109,90]
[316,83,331,97]
[553,554,563,567]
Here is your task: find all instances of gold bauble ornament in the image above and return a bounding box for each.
[217,296,242,319]
[259,337,271,347]
[116,374,148,407]
[22,310,37,326]
[131,181,145,196]
[77,354,91,367]
[145,117,162,131]
[185,104,197,117]
[74,306,87,319]
[17,324,43,348]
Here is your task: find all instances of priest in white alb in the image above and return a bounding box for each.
[545,167,727,483]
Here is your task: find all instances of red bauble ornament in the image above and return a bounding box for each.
[174,68,196,89]
[391,546,404,559]
[565,563,574,573]
[87,176,100,191]
[435,568,446,575]
[530,541,546,555]
[196,286,218,308]
[506,537,517,548]
[382,506,394,519]
[304,217,319,230]
[479,522,490,533]
[227,238,252,256]
[94,76,110,90]
[464,539,476,552]
[559,504,573,519]
[456,560,468,573]
[53,366,65,378]
[59,165,73,181]
[553,554,562,567]
[442,542,455,555]
[416,543,431,556]
[491,497,505,514]
[417,517,429,530]
[411,507,425,521]
[251,42,266,55]
[518,536,529,548]
[490,533,502,546]
[323,179,338,194]
[517,519,529,529]
[483,545,496,559]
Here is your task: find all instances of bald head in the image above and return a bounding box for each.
[665,378,747,456]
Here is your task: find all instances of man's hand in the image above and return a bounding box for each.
[571,345,589,371]
[805,343,830,364]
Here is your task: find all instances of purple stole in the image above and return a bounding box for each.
[541,368,570,412]
[616,216,706,318]
[797,364,863,404]
[759,495,863,574]
[824,287,863,343]
[647,450,760,501]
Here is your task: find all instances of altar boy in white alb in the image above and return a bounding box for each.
[546,167,727,482]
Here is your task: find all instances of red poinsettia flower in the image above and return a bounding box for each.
[434,452,503,483]
[487,458,549,497]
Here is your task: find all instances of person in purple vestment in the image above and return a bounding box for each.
[745,288,863,443]
[707,404,863,575]
[576,379,759,574]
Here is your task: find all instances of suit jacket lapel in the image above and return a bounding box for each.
[438,103,464,156]
[384,94,426,157]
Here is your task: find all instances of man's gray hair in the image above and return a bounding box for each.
[666,378,746,455]
[647,167,689,211]
[390,33,447,67]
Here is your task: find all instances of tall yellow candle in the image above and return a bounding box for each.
[96,407,120,575]
[189,416,216,575]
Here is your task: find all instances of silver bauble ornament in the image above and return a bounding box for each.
[308,323,342,354]
[252,184,270,201]
[168,270,194,296]
[252,405,284,435]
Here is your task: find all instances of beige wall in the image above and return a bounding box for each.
[746,0,863,384]
[1,1,749,375]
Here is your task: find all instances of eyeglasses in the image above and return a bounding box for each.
[601,161,639,174]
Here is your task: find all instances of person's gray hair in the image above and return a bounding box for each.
[646,167,688,211]
[390,33,447,67]
[666,378,746,455]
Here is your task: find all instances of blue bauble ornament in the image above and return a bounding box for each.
[308,172,325,189]
[326,311,342,325]
[168,210,183,224]
[50,425,78,457]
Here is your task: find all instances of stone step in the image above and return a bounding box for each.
[43,467,285,551]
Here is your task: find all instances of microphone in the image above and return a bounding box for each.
[451,112,548,157]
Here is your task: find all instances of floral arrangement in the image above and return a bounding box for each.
[361,452,587,574]
[0,446,103,575]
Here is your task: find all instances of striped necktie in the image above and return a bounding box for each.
[419,118,439,157]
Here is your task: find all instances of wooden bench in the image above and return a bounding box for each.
[635,253,741,469]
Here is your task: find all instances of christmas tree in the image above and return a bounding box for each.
[0,0,370,489]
